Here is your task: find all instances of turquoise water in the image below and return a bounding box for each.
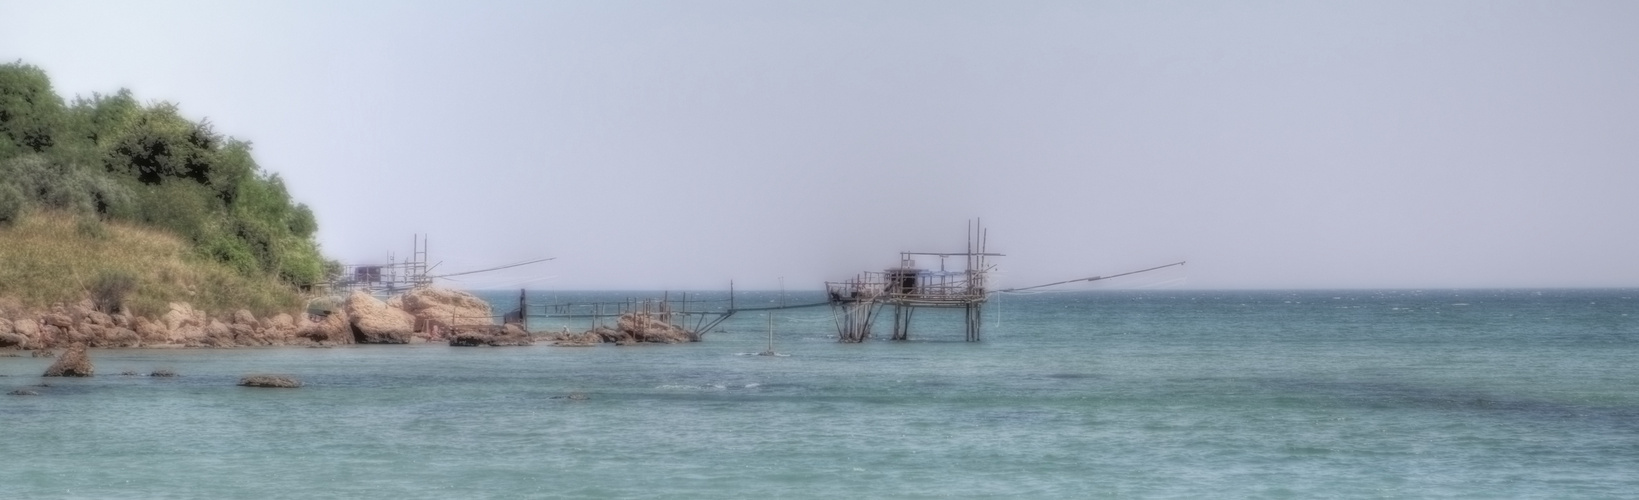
[2,289,1636,498]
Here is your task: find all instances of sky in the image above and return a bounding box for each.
[3,1,1637,290]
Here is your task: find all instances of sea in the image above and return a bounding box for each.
[2,288,1636,499]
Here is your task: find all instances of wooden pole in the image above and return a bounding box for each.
[518,288,527,331]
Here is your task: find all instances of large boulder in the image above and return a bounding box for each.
[0,332,27,349]
[85,311,114,327]
[42,313,73,329]
[78,324,109,347]
[106,327,141,348]
[202,319,236,347]
[11,319,44,345]
[269,313,296,330]
[162,303,205,332]
[449,323,534,347]
[11,316,39,344]
[298,311,352,344]
[133,316,173,344]
[397,287,495,332]
[43,344,94,376]
[613,312,693,344]
[344,291,415,344]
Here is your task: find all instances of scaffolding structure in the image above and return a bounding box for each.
[825,220,1001,342]
[328,235,433,297]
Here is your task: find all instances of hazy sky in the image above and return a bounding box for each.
[4,1,1637,290]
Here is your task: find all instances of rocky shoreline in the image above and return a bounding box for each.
[0,287,498,350]
[0,286,708,352]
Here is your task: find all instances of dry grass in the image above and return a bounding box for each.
[0,211,303,316]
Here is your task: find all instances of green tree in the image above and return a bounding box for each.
[0,62,66,158]
[2,61,335,290]
[103,102,220,185]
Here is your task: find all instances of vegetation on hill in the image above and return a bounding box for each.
[0,212,303,316]
[0,61,335,312]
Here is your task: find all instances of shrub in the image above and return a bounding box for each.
[76,217,109,240]
[90,269,137,314]
[0,154,128,216]
[0,183,25,225]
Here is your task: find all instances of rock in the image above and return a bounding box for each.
[232,309,257,326]
[7,389,39,396]
[37,324,61,347]
[31,349,54,358]
[449,331,492,347]
[205,320,235,346]
[12,317,37,338]
[103,327,140,348]
[42,344,94,377]
[0,318,11,336]
[398,287,495,331]
[163,303,203,332]
[298,311,352,344]
[0,332,27,349]
[42,313,73,329]
[229,324,265,346]
[239,374,302,388]
[269,313,295,330]
[134,316,171,344]
[86,311,113,327]
[174,324,206,343]
[150,369,178,377]
[449,323,534,347]
[613,312,693,344]
[548,330,603,346]
[344,291,415,343]
[79,324,109,346]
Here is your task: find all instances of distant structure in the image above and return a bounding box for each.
[826,220,1000,342]
[327,235,432,297]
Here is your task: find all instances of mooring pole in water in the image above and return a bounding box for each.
[518,288,527,331]
[891,305,913,341]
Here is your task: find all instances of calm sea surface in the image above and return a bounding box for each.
[2,289,1636,499]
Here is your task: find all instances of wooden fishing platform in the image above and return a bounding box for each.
[826,220,999,342]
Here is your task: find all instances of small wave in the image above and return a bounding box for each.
[656,382,763,391]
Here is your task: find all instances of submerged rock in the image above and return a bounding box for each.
[42,344,93,377]
[7,389,39,396]
[239,374,302,388]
